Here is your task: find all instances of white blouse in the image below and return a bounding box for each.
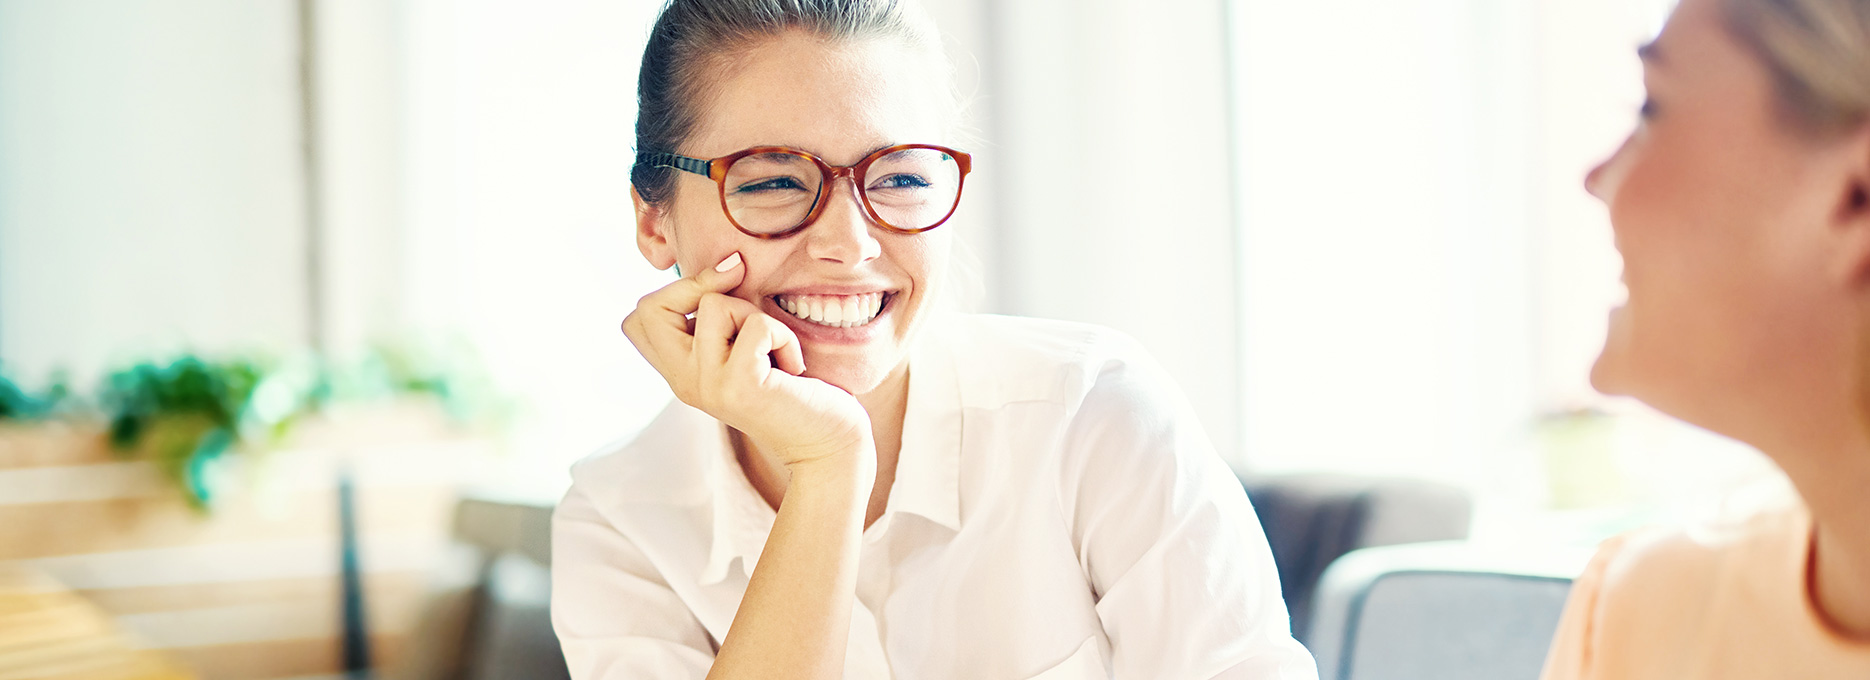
[551,313,1318,679]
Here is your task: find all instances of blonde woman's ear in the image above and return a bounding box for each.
[1823,127,1870,285]
[634,185,679,271]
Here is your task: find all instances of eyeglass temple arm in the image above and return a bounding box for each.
[637,152,714,178]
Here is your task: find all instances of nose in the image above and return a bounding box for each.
[1585,159,1607,200]
[804,176,883,265]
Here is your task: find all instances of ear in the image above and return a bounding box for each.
[634,186,678,271]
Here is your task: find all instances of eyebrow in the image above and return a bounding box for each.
[879,146,936,161]
[750,143,899,164]
[851,144,898,164]
[749,151,806,162]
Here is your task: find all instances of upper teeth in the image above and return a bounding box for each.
[776,293,886,328]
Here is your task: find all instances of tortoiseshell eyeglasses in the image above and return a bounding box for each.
[636,143,973,239]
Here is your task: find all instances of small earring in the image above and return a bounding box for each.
[673,264,683,277]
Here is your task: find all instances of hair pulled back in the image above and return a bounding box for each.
[632,0,948,205]
[1721,0,1870,135]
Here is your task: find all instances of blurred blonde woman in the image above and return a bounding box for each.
[1542,0,1870,676]
[548,1,1315,678]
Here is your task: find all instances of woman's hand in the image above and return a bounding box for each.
[622,252,873,471]
[628,253,870,680]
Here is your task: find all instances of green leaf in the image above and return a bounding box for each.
[183,427,234,512]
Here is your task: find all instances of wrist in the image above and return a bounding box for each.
[783,441,876,495]
[767,421,874,470]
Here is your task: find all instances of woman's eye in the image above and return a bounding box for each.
[1638,97,1657,121]
[871,173,933,190]
[735,177,807,193]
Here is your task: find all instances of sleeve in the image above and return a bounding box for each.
[1539,533,1629,680]
[1060,347,1319,680]
[550,483,715,680]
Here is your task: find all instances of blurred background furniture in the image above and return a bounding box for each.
[1306,541,1584,680]
[392,498,567,680]
[0,564,196,680]
[0,407,476,679]
[1242,473,1475,643]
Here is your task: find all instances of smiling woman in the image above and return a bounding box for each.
[1540,0,1870,677]
[546,1,1316,679]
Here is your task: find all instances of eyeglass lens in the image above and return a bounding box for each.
[721,148,963,234]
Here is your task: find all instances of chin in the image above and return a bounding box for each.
[1591,307,1637,396]
[1588,351,1631,397]
[806,369,886,398]
[800,353,894,397]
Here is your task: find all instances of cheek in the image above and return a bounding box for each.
[1610,133,1754,305]
[903,232,952,286]
[668,199,743,273]
[1608,138,1798,382]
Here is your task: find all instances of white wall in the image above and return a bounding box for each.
[1228,0,1539,484]
[0,0,309,384]
[982,0,1244,466]
[396,0,677,491]
[315,0,407,357]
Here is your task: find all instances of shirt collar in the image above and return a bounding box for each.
[699,417,775,586]
[887,327,963,533]
[696,324,965,586]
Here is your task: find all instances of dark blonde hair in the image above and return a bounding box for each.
[630,0,950,205]
[1721,0,1870,135]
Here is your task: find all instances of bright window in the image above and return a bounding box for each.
[1226,0,1772,538]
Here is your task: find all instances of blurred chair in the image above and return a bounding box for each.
[394,497,569,680]
[1242,474,1474,642]
[1307,541,1585,680]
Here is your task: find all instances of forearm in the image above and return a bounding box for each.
[706,453,870,680]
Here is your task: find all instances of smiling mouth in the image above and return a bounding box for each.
[772,292,894,328]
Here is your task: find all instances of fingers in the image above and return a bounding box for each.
[624,251,746,372]
[637,252,746,337]
[692,293,756,370]
[727,313,807,381]
[622,252,815,416]
[764,317,806,376]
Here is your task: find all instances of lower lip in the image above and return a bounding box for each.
[767,295,894,345]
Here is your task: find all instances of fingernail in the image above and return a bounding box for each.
[714,252,742,273]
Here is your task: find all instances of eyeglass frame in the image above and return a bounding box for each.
[636,143,973,240]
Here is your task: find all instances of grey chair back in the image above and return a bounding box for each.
[1308,541,1585,680]
[393,497,569,680]
[1242,474,1473,641]
[456,499,569,680]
